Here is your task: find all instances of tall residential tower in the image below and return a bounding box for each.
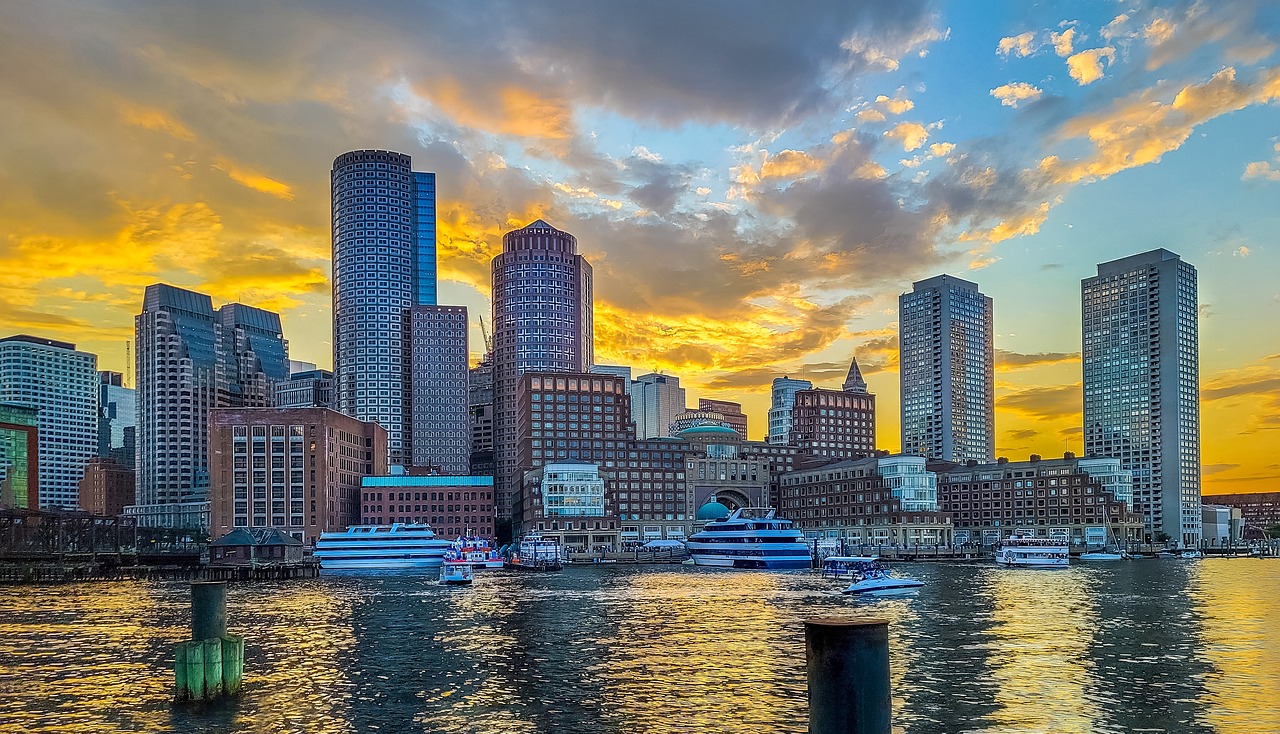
[1082,249,1200,545]
[899,275,994,463]
[492,220,593,515]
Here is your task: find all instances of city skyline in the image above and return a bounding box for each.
[1,2,1278,492]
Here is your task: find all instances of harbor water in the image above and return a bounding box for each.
[1,559,1276,733]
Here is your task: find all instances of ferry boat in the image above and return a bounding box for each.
[840,561,925,597]
[314,523,454,572]
[437,560,474,586]
[505,534,564,572]
[994,535,1069,568]
[685,508,810,569]
[447,536,505,570]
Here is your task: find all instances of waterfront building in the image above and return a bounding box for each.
[332,150,438,469]
[678,424,770,517]
[468,356,495,477]
[492,220,593,515]
[360,475,494,538]
[899,274,994,463]
[589,364,633,381]
[616,438,696,545]
[1198,492,1280,535]
[0,403,39,509]
[519,463,615,549]
[778,454,954,545]
[209,407,388,545]
[409,305,470,474]
[1083,249,1201,546]
[631,373,685,439]
[98,371,136,467]
[931,454,1143,546]
[697,398,748,439]
[767,377,812,445]
[1201,504,1244,547]
[133,284,287,529]
[789,359,876,460]
[0,335,98,509]
[275,369,334,409]
[78,457,135,517]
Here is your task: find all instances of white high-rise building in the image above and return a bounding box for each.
[899,275,994,463]
[767,377,812,445]
[631,373,686,439]
[1083,249,1200,546]
[0,335,98,509]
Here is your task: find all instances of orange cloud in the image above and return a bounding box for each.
[213,157,295,200]
[117,103,197,142]
[884,121,929,151]
[760,149,826,179]
[1066,47,1115,85]
[422,79,574,141]
[990,82,1043,108]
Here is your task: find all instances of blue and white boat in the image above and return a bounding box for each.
[685,508,810,569]
[314,523,454,572]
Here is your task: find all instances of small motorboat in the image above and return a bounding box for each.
[841,562,924,597]
[1179,550,1204,559]
[1079,551,1128,561]
[1158,551,1178,558]
[438,560,474,585]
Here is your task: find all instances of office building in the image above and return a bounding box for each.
[899,275,994,463]
[409,305,470,474]
[133,284,287,529]
[789,358,876,460]
[361,475,495,538]
[1083,249,1200,545]
[97,371,136,467]
[1198,492,1279,534]
[697,398,748,438]
[209,407,388,544]
[590,364,633,381]
[0,403,39,509]
[492,220,593,515]
[78,457,135,517]
[0,335,98,509]
[767,377,812,445]
[933,454,1143,546]
[778,455,954,545]
[276,369,334,409]
[331,150,438,468]
[631,373,686,439]
[468,357,495,477]
[669,407,734,436]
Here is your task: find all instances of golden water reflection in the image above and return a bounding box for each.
[0,560,1277,733]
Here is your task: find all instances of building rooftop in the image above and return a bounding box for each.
[0,334,77,351]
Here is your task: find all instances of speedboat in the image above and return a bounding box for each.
[842,562,924,597]
[1179,550,1204,559]
[1079,550,1128,561]
[685,507,810,569]
[438,560,474,585]
[995,534,1069,568]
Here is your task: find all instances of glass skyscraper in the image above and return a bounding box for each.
[767,376,812,445]
[331,150,438,467]
[1082,249,1200,546]
[899,275,994,463]
[492,220,594,515]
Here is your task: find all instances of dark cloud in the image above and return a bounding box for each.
[996,383,1082,421]
[995,349,1080,370]
[1006,428,1039,441]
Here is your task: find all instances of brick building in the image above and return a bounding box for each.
[360,475,495,539]
[78,457,135,517]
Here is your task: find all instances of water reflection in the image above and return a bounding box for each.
[1,560,1277,733]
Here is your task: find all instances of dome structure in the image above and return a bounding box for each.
[696,501,731,520]
[677,424,741,439]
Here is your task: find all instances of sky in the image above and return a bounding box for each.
[1,1,1277,493]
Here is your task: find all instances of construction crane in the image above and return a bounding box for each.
[478,315,493,355]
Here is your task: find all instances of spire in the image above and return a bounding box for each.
[842,356,868,394]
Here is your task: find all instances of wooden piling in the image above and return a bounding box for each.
[806,618,891,734]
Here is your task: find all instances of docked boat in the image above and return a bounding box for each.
[1179,550,1204,559]
[314,523,454,572]
[1079,551,1128,561]
[505,534,564,571]
[685,507,810,570]
[438,560,474,585]
[841,561,924,597]
[447,536,505,570]
[821,556,882,580]
[994,535,1069,568]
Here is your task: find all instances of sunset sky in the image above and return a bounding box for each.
[1,1,1277,493]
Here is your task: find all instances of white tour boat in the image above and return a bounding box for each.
[438,560,474,585]
[314,523,454,572]
[994,535,1069,568]
[506,534,564,571]
[821,556,882,580]
[685,508,810,569]
[840,560,925,597]
[1179,550,1204,559]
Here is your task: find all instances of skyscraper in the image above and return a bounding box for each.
[631,373,686,439]
[1082,249,1200,545]
[98,371,136,467]
[133,284,287,529]
[788,357,877,460]
[899,275,994,463]
[492,220,593,515]
[0,336,98,509]
[697,398,748,438]
[331,150,437,467]
[409,304,470,474]
[767,377,812,445]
